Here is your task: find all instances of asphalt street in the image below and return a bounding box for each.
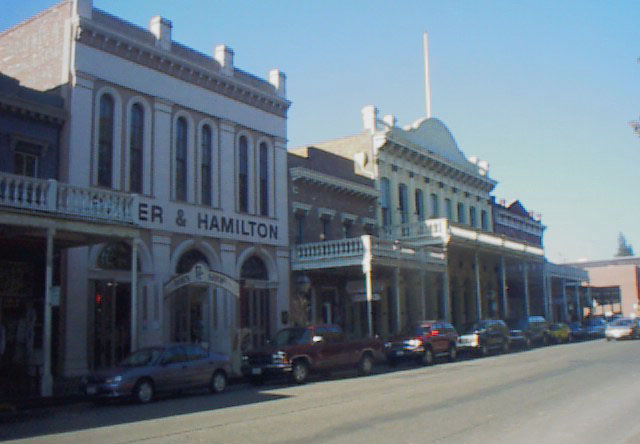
[2,338,640,443]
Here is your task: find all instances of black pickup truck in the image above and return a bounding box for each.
[242,324,384,384]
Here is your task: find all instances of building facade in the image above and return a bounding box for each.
[289,105,573,337]
[0,0,290,393]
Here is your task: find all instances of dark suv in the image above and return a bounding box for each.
[457,319,510,356]
[506,316,551,348]
[384,320,458,366]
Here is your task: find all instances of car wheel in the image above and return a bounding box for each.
[210,371,227,394]
[358,353,374,376]
[448,344,457,362]
[421,347,435,366]
[133,379,154,404]
[291,360,309,384]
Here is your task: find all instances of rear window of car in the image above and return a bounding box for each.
[415,325,432,335]
[610,319,634,327]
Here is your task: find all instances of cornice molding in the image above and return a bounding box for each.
[289,167,378,200]
[74,18,290,118]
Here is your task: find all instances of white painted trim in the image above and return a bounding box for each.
[289,167,378,199]
[256,136,274,218]
[236,246,278,282]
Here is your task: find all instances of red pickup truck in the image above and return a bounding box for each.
[241,324,384,384]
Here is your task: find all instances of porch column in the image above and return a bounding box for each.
[561,279,569,321]
[362,235,374,337]
[500,256,508,319]
[393,268,401,332]
[41,227,55,397]
[574,283,580,321]
[523,263,530,318]
[442,249,451,322]
[474,251,482,320]
[420,271,426,320]
[131,238,139,352]
[542,263,551,321]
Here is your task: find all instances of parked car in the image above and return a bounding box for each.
[81,344,231,403]
[605,318,640,341]
[384,320,458,366]
[457,319,510,356]
[548,323,572,344]
[506,316,550,349]
[568,321,588,341]
[242,324,384,385]
[583,317,607,339]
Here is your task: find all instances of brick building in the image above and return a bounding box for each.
[0,0,290,395]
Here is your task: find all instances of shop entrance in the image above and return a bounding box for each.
[172,287,210,344]
[93,280,131,368]
[239,255,272,350]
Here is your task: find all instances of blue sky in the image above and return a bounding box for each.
[3,0,639,263]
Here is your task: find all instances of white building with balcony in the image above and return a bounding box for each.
[0,0,290,393]
[290,105,585,337]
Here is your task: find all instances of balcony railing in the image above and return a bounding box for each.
[0,172,138,225]
[291,235,445,270]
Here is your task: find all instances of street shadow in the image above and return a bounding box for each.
[0,382,290,441]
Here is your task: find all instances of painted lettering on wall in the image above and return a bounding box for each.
[138,203,278,240]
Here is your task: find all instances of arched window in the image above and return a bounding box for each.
[238,135,249,213]
[259,142,269,216]
[97,242,140,271]
[129,103,144,193]
[98,94,114,187]
[380,177,392,227]
[175,117,188,201]
[469,206,477,227]
[201,125,212,206]
[241,255,268,280]
[176,249,209,274]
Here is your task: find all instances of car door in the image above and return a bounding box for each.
[431,322,447,354]
[155,346,189,393]
[185,344,211,388]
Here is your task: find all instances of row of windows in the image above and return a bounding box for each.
[381,178,489,230]
[294,213,374,244]
[96,91,272,215]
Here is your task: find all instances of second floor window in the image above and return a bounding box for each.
[445,198,453,220]
[381,178,392,227]
[129,103,144,194]
[398,183,408,224]
[259,142,269,216]
[175,117,188,201]
[430,193,439,218]
[201,125,212,206]
[470,206,477,227]
[238,136,249,213]
[457,202,465,224]
[295,214,305,244]
[415,189,424,221]
[13,141,41,177]
[98,94,114,188]
[481,210,488,230]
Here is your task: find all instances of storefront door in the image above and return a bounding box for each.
[172,287,209,345]
[93,281,131,368]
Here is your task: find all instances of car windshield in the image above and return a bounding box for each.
[119,348,163,367]
[610,319,634,327]
[505,319,524,329]
[413,325,432,335]
[272,328,312,346]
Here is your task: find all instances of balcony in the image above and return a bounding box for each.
[0,172,138,226]
[291,235,445,271]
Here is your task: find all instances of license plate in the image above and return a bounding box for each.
[251,368,262,375]
[86,385,97,395]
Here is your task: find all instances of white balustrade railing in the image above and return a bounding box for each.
[0,172,138,225]
[293,237,364,261]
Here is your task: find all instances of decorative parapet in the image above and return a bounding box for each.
[0,172,138,225]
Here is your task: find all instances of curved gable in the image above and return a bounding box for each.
[391,117,475,173]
